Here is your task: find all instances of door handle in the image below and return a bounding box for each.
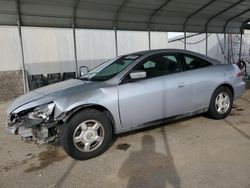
[177,82,185,88]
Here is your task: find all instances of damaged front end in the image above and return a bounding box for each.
[6,102,61,144]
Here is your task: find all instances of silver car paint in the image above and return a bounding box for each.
[118,71,194,127]
[6,49,245,134]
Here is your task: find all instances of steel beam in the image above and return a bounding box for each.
[228,34,230,62]
[204,0,245,32]
[239,19,250,59]
[223,9,250,33]
[146,0,172,50]
[224,33,226,63]
[183,0,216,32]
[147,0,172,30]
[205,33,208,55]
[240,18,250,33]
[72,0,80,77]
[113,0,128,57]
[114,27,118,56]
[16,0,27,93]
[148,30,151,50]
[114,0,128,29]
[184,32,187,50]
[239,33,243,59]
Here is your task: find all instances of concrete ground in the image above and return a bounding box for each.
[0,90,250,188]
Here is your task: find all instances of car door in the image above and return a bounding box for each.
[180,53,214,111]
[118,53,194,128]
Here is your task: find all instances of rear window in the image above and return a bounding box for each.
[182,54,212,70]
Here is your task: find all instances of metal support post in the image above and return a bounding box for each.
[205,33,208,56]
[72,0,79,77]
[184,32,187,50]
[239,33,243,59]
[73,24,78,77]
[224,33,226,63]
[16,0,27,93]
[114,28,118,56]
[148,30,151,50]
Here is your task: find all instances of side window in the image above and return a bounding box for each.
[143,61,156,69]
[183,54,212,70]
[134,54,182,79]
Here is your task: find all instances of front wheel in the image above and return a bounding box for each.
[207,86,233,119]
[60,109,113,160]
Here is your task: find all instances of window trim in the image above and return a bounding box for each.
[120,52,183,84]
[178,53,212,71]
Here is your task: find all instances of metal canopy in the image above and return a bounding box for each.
[0,0,249,33]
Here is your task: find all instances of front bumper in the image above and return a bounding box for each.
[5,114,17,135]
[5,125,17,135]
[5,116,34,139]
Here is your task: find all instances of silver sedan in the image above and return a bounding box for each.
[6,49,245,160]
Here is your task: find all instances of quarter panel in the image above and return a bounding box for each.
[189,67,220,110]
[190,64,238,111]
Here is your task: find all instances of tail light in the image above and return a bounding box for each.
[233,64,243,77]
[237,70,243,77]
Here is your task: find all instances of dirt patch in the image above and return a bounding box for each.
[117,143,131,151]
[230,113,241,116]
[236,120,250,124]
[0,154,36,172]
[24,146,67,173]
[232,105,238,109]
[230,107,244,116]
[235,108,244,111]
[0,146,68,173]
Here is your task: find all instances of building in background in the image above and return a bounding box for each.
[0,26,249,100]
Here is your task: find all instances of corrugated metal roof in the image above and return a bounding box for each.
[0,0,249,33]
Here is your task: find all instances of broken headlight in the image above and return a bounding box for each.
[28,103,55,121]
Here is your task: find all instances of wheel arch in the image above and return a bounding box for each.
[207,83,234,109]
[63,104,116,134]
[206,82,234,119]
[215,83,234,98]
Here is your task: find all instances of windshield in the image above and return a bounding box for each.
[81,55,140,81]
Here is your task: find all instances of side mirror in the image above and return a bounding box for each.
[79,66,89,77]
[129,70,146,80]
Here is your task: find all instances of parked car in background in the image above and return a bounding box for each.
[6,49,245,160]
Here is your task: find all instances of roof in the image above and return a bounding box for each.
[0,0,249,33]
[129,48,221,64]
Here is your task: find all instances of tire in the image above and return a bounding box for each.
[60,109,113,160]
[207,86,233,119]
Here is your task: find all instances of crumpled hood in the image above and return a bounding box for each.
[7,79,90,114]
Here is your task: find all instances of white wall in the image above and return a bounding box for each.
[0,26,249,74]
[22,27,75,74]
[76,29,116,69]
[186,33,206,55]
[166,33,184,49]
[117,31,149,55]
[207,34,225,63]
[150,31,168,50]
[0,26,22,71]
[167,33,227,63]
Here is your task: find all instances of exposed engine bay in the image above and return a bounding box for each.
[6,102,61,144]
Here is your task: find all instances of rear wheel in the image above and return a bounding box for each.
[207,86,233,119]
[61,109,113,160]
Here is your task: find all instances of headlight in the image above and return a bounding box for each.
[28,103,55,121]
